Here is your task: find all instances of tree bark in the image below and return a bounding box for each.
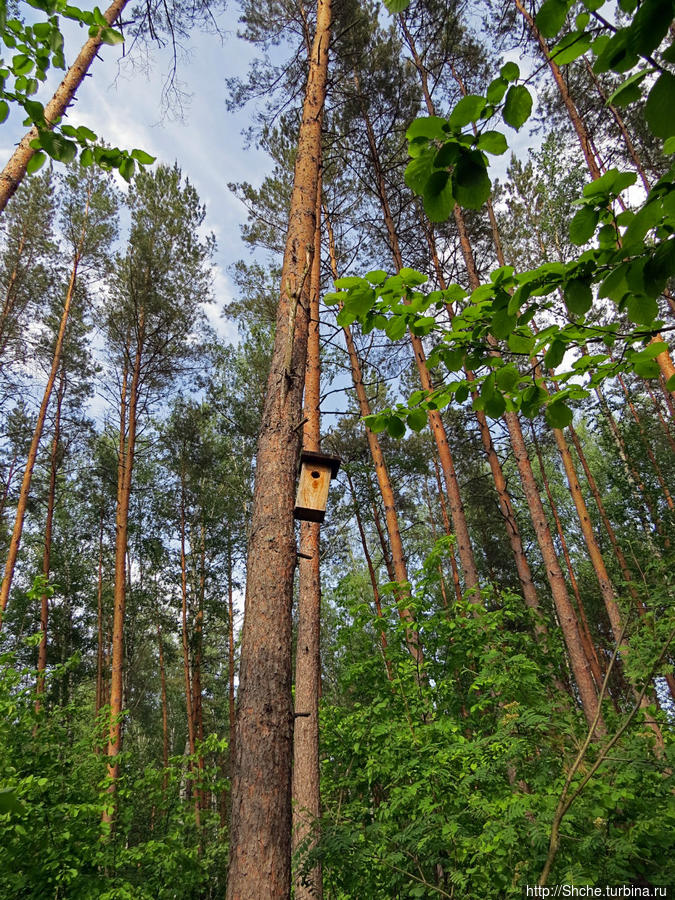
[226,0,331,893]
[103,313,143,825]
[0,0,130,214]
[293,174,323,900]
[35,370,65,704]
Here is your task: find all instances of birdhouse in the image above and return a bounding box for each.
[294,451,341,523]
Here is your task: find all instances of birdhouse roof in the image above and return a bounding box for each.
[299,450,341,479]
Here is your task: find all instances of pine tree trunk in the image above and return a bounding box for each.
[347,470,393,681]
[324,206,421,661]
[0,0,130,214]
[356,90,479,594]
[226,0,331,893]
[227,541,236,768]
[35,370,65,704]
[293,175,323,900]
[103,315,143,825]
[0,225,87,621]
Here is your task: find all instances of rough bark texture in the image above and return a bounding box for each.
[225,0,331,893]
[36,371,65,702]
[292,176,323,900]
[0,0,129,214]
[104,317,143,823]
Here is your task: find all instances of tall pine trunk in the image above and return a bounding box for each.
[292,175,324,900]
[226,0,331,893]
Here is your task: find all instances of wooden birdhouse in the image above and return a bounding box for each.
[294,451,341,523]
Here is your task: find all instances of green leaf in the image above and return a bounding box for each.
[503,86,532,131]
[550,29,592,65]
[594,30,638,74]
[406,116,447,141]
[0,101,8,124]
[423,170,454,222]
[434,141,461,168]
[508,331,535,354]
[476,130,508,155]
[26,151,46,174]
[407,408,428,431]
[633,357,660,378]
[500,61,519,82]
[666,374,675,390]
[645,72,675,139]
[637,341,668,359]
[97,26,125,45]
[365,270,387,285]
[448,95,486,129]
[131,148,156,165]
[486,77,508,104]
[12,53,34,76]
[564,278,593,315]
[485,390,506,418]
[496,364,521,392]
[569,205,598,245]
[0,789,23,815]
[385,316,408,341]
[364,413,387,433]
[544,338,566,369]
[630,0,673,57]
[491,308,517,339]
[40,131,77,164]
[383,0,410,11]
[626,294,658,324]
[535,0,569,38]
[453,152,491,210]
[664,136,675,154]
[119,156,135,182]
[334,276,364,289]
[607,69,650,108]
[404,152,435,194]
[79,146,94,167]
[545,399,573,428]
[386,414,406,439]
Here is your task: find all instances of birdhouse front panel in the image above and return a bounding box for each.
[294,460,332,522]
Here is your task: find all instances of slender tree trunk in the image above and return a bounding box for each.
[95,504,106,719]
[356,88,480,594]
[35,370,65,704]
[227,542,236,769]
[103,315,143,825]
[324,206,421,661]
[293,174,324,900]
[157,618,169,787]
[0,201,89,621]
[226,0,331,892]
[616,374,675,510]
[0,0,130,213]
[530,428,605,691]
[431,453,463,605]
[347,470,393,681]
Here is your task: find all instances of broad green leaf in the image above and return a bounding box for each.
[386,414,406,439]
[0,101,8,124]
[545,399,573,428]
[448,95,486,129]
[626,294,658,324]
[564,278,593,315]
[593,30,638,74]
[536,0,569,37]
[545,338,566,369]
[334,276,365,289]
[486,77,508,104]
[599,262,630,301]
[40,131,77,164]
[582,168,636,197]
[644,237,675,295]
[453,152,491,210]
[569,206,598,244]
[383,0,410,11]
[0,789,22,814]
[630,0,673,57]
[633,357,660,377]
[455,383,469,403]
[508,330,535,354]
[399,268,428,286]
[635,340,668,359]
[607,69,650,107]
[364,413,387,433]
[365,270,387,285]
[666,374,675,390]
[407,408,428,431]
[500,61,519,82]
[434,141,461,168]
[80,146,94,167]
[664,136,675,154]
[97,26,125,45]
[502,86,532,131]
[423,170,454,222]
[485,390,506,418]
[406,116,447,141]
[26,151,46,174]
[496,365,521,392]
[551,29,592,65]
[491,308,517,338]
[12,54,34,76]
[645,72,675,139]
[119,156,135,182]
[385,316,408,341]
[476,130,508,155]
[131,148,156,165]
[405,152,435,194]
